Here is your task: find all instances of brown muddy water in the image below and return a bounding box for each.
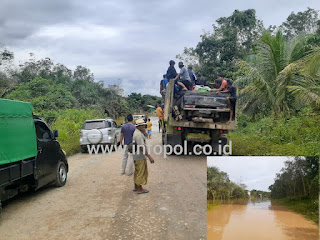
[207,199,319,240]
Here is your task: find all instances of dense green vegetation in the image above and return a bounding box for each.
[269,157,319,223]
[229,110,320,156]
[179,8,320,156]
[207,166,249,201]
[0,52,161,155]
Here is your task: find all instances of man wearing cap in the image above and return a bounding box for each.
[120,114,135,175]
[132,118,155,194]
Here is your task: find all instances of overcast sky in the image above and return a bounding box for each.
[207,156,293,191]
[1,0,319,96]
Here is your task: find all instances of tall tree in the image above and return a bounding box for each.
[280,8,319,39]
[178,9,264,81]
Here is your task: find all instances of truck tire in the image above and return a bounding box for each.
[55,161,67,187]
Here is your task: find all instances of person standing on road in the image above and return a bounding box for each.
[156,104,164,132]
[146,118,152,139]
[132,119,154,194]
[120,114,136,175]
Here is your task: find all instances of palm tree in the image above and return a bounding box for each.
[236,31,320,115]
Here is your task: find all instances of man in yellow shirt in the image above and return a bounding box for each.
[156,104,164,132]
[146,118,152,139]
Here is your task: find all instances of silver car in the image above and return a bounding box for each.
[80,118,121,153]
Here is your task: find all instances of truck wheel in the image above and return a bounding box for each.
[55,161,67,187]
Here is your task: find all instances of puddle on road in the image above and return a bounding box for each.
[207,200,319,240]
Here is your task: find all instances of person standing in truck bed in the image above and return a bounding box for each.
[222,79,237,123]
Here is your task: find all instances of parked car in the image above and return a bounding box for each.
[132,114,145,123]
[0,99,68,214]
[80,118,121,153]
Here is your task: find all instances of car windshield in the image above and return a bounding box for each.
[83,121,107,130]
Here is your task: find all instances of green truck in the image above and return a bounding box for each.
[0,99,68,214]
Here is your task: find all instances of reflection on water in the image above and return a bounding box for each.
[207,200,319,240]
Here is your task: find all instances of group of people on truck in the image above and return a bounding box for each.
[160,60,207,95]
[160,60,237,123]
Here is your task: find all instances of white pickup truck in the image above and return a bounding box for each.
[80,118,121,153]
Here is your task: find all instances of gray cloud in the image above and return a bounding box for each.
[2,0,320,95]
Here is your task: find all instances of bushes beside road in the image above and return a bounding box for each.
[36,109,104,156]
[273,197,319,224]
[229,110,320,156]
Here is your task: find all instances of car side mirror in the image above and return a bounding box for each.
[53,130,59,138]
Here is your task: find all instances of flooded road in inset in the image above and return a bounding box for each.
[207,200,319,240]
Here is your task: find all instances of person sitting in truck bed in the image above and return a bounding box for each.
[166,60,177,81]
[188,66,196,89]
[211,73,227,92]
[172,61,191,91]
[221,79,237,123]
[160,74,168,98]
[195,73,206,86]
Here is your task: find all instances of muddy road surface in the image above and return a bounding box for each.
[0,118,207,240]
[207,200,319,240]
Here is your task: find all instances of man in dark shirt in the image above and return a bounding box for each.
[160,74,168,98]
[120,114,136,175]
[166,60,177,81]
[222,79,237,123]
[188,66,196,86]
[195,74,206,85]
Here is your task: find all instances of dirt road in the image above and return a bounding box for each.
[0,118,206,240]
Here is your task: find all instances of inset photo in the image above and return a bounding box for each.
[207,156,319,240]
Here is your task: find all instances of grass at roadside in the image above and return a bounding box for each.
[34,109,126,156]
[229,110,320,156]
[273,197,319,224]
[35,109,104,156]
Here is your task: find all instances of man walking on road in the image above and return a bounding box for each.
[120,114,136,175]
[146,118,152,139]
[132,119,154,194]
[156,104,164,132]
